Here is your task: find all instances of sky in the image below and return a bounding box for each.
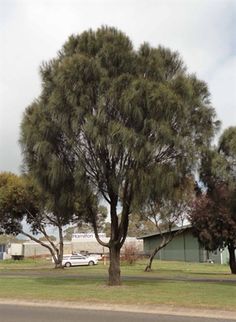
[0,0,236,174]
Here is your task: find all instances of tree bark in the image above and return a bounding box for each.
[56,225,64,269]
[144,242,168,272]
[144,229,186,272]
[145,248,158,272]
[145,237,170,272]
[21,230,64,269]
[108,244,121,285]
[228,244,236,274]
[54,259,63,269]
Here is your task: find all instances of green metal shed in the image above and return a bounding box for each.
[139,225,228,264]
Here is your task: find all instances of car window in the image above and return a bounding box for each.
[71,255,85,259]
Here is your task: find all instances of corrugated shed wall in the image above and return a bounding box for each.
[143,230,201,262]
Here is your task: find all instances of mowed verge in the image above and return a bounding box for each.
[0,259,235,311]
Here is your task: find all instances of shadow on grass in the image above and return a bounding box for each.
[34,277,107,286]
[189,271,232,276]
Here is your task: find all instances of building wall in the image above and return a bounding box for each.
[143,229,228,264]
[12,237,143,258]
[184,231,201,262]
[23,243,49,257]
[221,248,229,264]
[143,229,201,262]
[0,244,6,260]
[71,237,143,255]
[205,249,228,264]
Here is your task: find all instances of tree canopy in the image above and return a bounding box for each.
[190,127,236,273]
[20,26,219,285]
[0,172,37,235]
[0,172,71,268]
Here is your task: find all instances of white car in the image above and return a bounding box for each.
[62,254,98,267]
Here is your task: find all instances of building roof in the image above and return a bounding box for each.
[137,224,192,239]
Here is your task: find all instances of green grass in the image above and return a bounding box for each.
[0,259,236,310]
[0,276,235,310]
[0,257,233,275]
[0,258,50,268]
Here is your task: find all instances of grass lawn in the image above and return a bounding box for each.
[0,259,236,310]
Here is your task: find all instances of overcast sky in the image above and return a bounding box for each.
[1,0,236,174]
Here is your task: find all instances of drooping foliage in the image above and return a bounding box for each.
[20,100,99,268]
[20,26,219,284]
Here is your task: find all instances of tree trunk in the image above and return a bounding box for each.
[144,230,184,272]
[21,230,63,268]
[54,250,64,269]
[54,260,63,269]
[228,244,236,274]
[108,244,121,285]
[145,249,157,272]
[145,238,169,272]
[56,226,64,269]
[51,252,63,269]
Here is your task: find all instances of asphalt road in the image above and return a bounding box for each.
[0,305,235,322]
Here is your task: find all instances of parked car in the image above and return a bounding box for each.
[62,254,98,267]
[87,253,103,261]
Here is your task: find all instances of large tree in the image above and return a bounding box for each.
[21,27,218,285]
[190,127,236,274]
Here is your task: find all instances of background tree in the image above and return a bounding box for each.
[104,212,156,238]
[104,222,111,237]
[0,172,70,268]
[127,213,156,237]
[0,234,20,244]
[0,172,33,235]
[63,226,75,241]
[190,127,236,274]
[63,205,107,239]
[39,235,57,242]
[137,173,195,272]
[75,205,108,233]
[21,26,219,285]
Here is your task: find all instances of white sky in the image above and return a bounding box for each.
[1,0,236,174]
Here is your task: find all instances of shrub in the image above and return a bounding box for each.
[122,243,139,265]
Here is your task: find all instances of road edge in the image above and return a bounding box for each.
[0,299,235,320]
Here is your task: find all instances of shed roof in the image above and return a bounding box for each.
[137,224,192,239]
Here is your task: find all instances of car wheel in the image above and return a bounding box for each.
[88,261,95,266]
[65,262,71,267]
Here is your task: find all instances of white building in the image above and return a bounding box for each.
[3,233,143,259]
